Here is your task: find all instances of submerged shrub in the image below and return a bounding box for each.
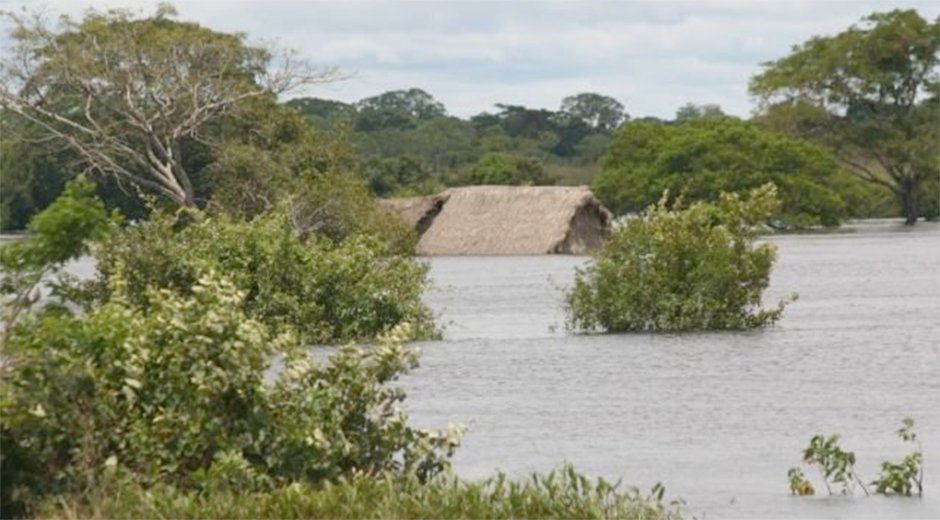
[89,208,438,343]
[872,418,924,497]
[1,273,459,516]
[567,184,792,332]
[789,418,923,498]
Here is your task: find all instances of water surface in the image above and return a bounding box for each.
[404,221,940,519]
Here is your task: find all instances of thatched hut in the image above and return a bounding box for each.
[382,186,612,255]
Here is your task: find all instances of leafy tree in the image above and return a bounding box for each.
[492,104,558,139]
[356,88,446,121]
[0,176,119,346]
[674,103,726,122]
[286,97,356,124]
[0,5,337,207]
[750,9,940,224]
[0,115,71,231]
[362,156,437,197]
[467,153,554,186]
[88,206,429,344]
[593,118,848,228]
[559,92,627,132]
[567,185,792,333]
[353,89,446,131]
[2,272,458,514]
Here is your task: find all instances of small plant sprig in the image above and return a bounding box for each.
[872,417,923,497]
[801,434,870,496]
[788,417,925,499]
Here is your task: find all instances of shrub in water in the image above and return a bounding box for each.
[567,184,792,332]
[788,418,923,498]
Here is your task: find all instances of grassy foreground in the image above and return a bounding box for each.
[35,466,682,520]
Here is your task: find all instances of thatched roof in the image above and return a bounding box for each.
[406,185,612,255]
[377,194,449,235]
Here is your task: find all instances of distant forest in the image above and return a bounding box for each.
[285,89,719,195]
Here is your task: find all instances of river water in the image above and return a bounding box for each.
[403,220,940,519]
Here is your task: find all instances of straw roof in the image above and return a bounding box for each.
[378,194,449,235]
[406,185,612,255]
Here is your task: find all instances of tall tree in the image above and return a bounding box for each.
[0,5,338,207]
[559,92,627,132]
[750,9,939,224]
[351,89,445,132]
[593,118,849,228]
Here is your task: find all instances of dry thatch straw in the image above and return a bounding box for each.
[377,194,449,236]
[382,186,611,255]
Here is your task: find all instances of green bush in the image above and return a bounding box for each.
[567,184,792,332]
[88,208,437,343]
[34,465,682,520]
[1,273,459,517]
[0,176,119,341]
[467,152,555,186]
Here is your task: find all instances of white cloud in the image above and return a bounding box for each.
[3,0,938,118]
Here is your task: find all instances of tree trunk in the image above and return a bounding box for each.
[900,177,919,225]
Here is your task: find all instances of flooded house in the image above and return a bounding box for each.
[380,185,612,255]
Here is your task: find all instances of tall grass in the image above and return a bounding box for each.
[37,465,682,520]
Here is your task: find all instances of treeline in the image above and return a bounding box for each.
[286,90,627,195]
[2,9,937,231]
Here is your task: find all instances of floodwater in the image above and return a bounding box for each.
[11,220,938,518]
[403,220,940,519]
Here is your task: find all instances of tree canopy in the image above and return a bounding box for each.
[0,5,337,207]
[592,118,850,228]
[560,93,627,132]
[750,9,940,224]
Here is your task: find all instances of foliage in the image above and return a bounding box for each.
[467,153,555,186]
[361,156,441,197]
[1,272,458,517]
[567,184,792,333]
[560,93,627,132]
[34,464,682,520]
[789,418,925,499]
[787,468,815,496]
[0,115,71,232]
[0,176,118,344]
[871,418,924,497]
[286,90,629,195]
[674,103,726,122]
[88,208,432,344]
[0,5,336,207]
[355,88,447,130]
[592,118,848,228]
[801,435,868,496]
[750,9,940,224]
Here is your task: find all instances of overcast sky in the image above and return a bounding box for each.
[3,1,938,119]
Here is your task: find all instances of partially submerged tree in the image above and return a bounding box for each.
[750,9,940,224]
[0,4,340,207]
[567,184,793,333]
